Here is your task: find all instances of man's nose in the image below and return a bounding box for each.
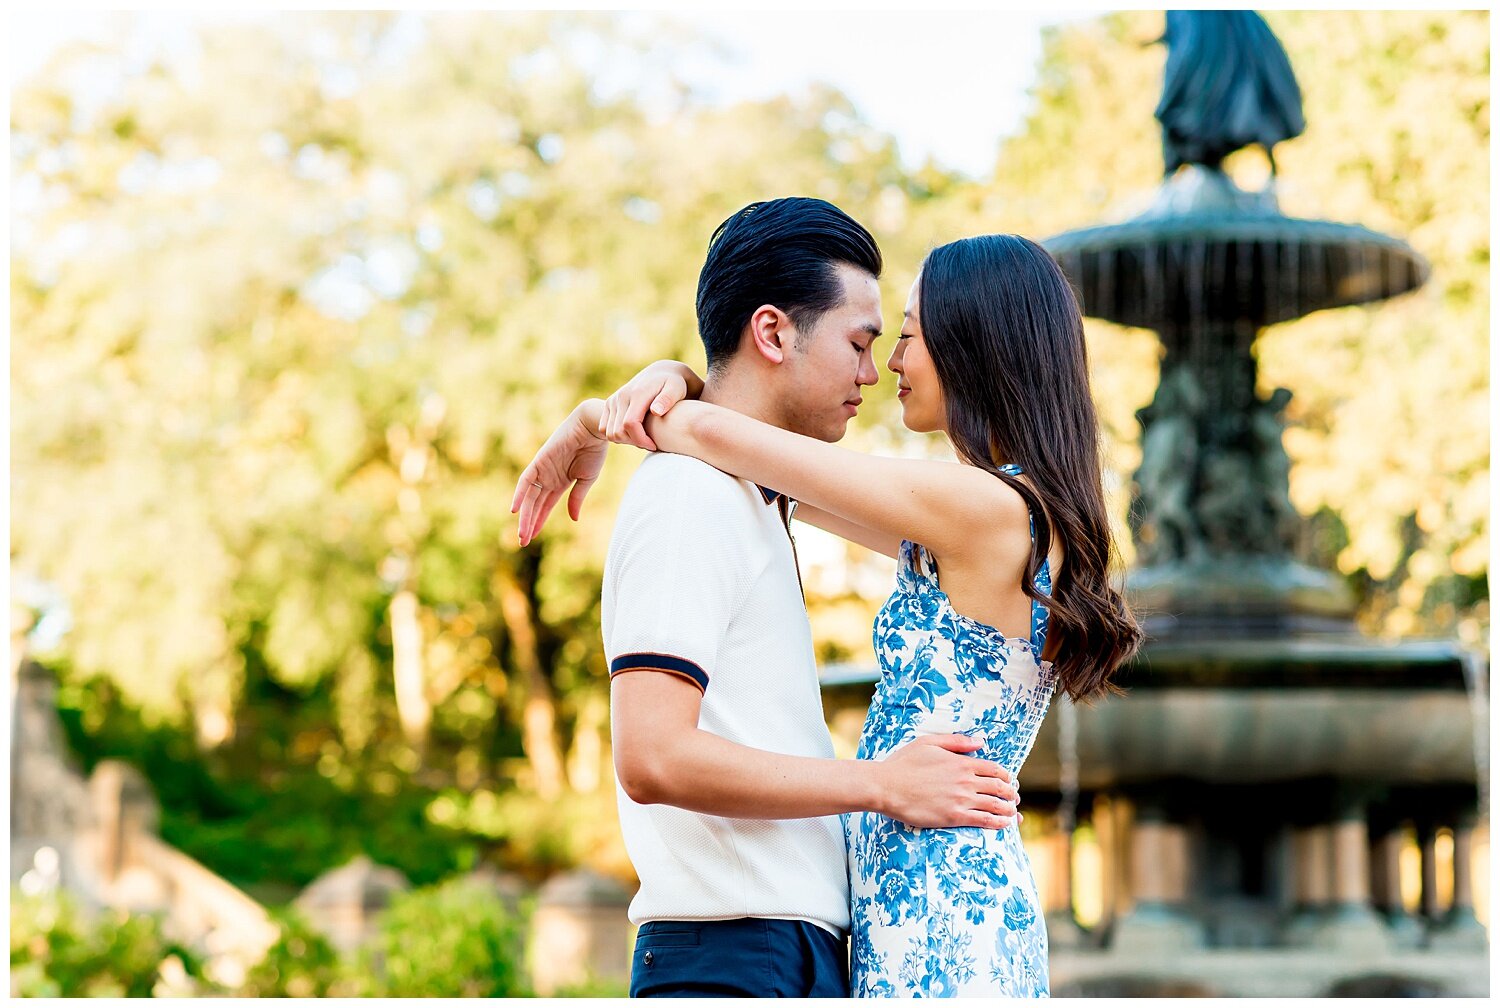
[858,355,880,386]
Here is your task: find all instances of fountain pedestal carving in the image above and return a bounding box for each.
[1430,812,1488,952]
[1112,802,1205,953]
[1307,800,1391,951]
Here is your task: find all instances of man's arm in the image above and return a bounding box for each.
[612,671,1019,828]
[602,460,1017,828]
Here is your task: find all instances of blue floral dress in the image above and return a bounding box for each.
[847,465,1057,998]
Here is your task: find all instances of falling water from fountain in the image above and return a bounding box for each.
[1460,650,1489,824]
[1057,695,1080,845]
[1041,691,1087,950]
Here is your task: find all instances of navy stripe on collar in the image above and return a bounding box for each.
[757,484,784,506]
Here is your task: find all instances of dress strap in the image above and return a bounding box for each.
[1030,551,1052,656]
[998,464,1051,652]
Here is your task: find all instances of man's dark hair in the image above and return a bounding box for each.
[695,197,882,373]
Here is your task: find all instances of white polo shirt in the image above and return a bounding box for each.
[602,452,849,936]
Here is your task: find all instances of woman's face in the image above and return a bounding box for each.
[887,276,947,434]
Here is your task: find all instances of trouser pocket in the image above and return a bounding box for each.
[630,921,758,998]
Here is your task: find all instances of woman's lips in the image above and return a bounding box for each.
[897,387,911,399]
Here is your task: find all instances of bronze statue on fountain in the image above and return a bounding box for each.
[1048,10,1429,636]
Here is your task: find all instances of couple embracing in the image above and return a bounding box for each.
[513,197,1141,998]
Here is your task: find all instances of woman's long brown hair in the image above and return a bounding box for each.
[918,234,1142,702]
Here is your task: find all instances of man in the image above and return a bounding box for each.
[515,198,1018,998]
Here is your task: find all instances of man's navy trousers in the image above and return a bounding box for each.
[629,917,849,998]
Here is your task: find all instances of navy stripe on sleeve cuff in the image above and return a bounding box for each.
[609,652,709,694]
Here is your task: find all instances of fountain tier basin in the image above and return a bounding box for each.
[821,637,1476,790]
[1045,167,1429,331]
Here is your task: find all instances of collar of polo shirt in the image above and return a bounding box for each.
[757,484,786,506]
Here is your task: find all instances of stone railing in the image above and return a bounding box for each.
[69,760,279,988]
[11,658,276,989]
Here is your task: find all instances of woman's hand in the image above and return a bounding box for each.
[600,360,703,450]
[511,400,608,546]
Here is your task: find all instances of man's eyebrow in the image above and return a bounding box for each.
[861,323,882,338]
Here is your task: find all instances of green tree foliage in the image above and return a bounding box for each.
[10,10,1486,897]
[1261,11,1488,641]
[11,12,930,882]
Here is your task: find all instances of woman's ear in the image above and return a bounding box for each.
[746,304,792,365]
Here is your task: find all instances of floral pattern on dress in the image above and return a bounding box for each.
[848,467,1057,998]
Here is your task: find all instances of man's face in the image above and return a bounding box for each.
[777,263,883,442]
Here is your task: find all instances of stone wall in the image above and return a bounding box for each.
[10,659,278,988]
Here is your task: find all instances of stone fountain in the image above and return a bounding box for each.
[822,10,1486,997]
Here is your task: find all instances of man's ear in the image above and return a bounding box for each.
[746,304,793,365]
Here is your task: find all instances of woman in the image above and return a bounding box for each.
[516,234,1140,996]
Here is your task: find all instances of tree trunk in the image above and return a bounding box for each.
[567,695,605,794]
[497,572,566,800]
[390,587,430,751]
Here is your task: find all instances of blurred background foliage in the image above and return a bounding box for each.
[10,879,560,997]
[10,886,208,997]
[10,8,1487,914]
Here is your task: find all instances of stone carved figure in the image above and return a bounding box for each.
[1133,369,1301,563]
[1132,366,1203,565]
[1198,451,1271,555]
[1154,11,1306,177]
[1251,386,1300,551]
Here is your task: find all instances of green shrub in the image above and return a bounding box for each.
[239,908,348,997]
[359,877,531,997]
[550,976,632,997]
[9,887,209,997]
